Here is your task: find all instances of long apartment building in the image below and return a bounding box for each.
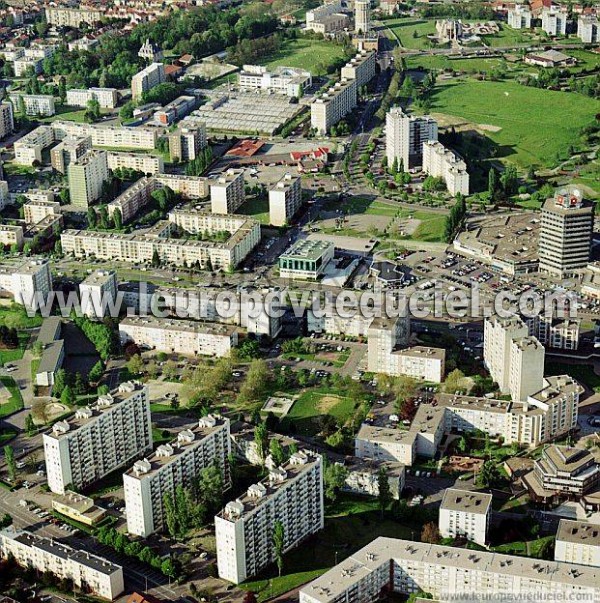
[340,51,377,88]
[154,173,210,198]
[14,125,55,165]
[66,88,119,109]
[238,65,312,97]
[61,213,260,271]
[119,316,238,357]
[107,176,159,223]
[45,7,102,27]
[124,415,231,537]
[555,519,600,567]
[216,451,324,584]
[386,107,438,169]
[538,187,594,278]
[269,173,302,226]
[107,151,164,175]
[210,169,245,214]
[68,150,109,208]
[311,78,357,135]
[0,257,52,311]
[52,121,159,150]
[43,383,152,494]
[299,537,600,603]
[9,93,55,116]
[422,140,469,195]
[0,527,123,601]
[131,62,166,100]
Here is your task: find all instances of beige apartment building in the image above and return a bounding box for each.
[45,7,102,28]
[0,225,23,249]
[422,140,469,195]
[340,50,376,88]
[439,488,492,546]
[67,150,109,208]
[311,78,357,135]
[119,316,238,357]
[107,151,164,175]
[51,136,92,174]
[0,527,123,601]
[131,62,166,100]
[0,257,53,312]
[107,176,159,223]
[23,199,61,225]
[169,124,207,162]
[66,88,119,109]
[9,93,55,116]
[555,519,600,567]
[14,125,55,165]
[124,415,231,537]
[154,173,209,198]
[269,173,302,226]
[210,169,246,214]
[51,121,158,150]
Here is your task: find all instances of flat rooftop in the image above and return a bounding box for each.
[281,239,333,261]
[81,269,115,287]
[556,519,600,547]
[120,315,237,337]
[441,488,492,514]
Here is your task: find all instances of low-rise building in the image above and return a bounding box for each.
[269,173,302,227]
[238,65,312,97]
[0,225,23,249]
[66,88,119,110]
[439,488,492,546]
[555,519,600,567]
[107,151,164,175]
[124,415,231,537]
[215,451,324,584]
[9,93,55,117]
[52,491,107,527]
[155,95,197,126]
[342,459,405,500]
[279,239,335,280]
[14,126,55,165]
[131,63,166,100]
[0,527,123,600]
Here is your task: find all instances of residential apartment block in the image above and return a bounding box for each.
[107,176,159,223]
[311,78,357,135]
[238,65,312,97]
[124,415,231,537]
[578,15,599,42]
[0,225,23,249]
[0,102,14,140]
[541,7,569,35]
[35,317,64,388]
[0,527,123,601]
[131,63,166,100]
[343,460,405,500]
[340,51,377,88]
[66,88,119,110]
[422,140,469,195]
[0,257,52,311]
[80,270,118,319]
[154,173,210,199]
[43,383,152,494]
[216,451,324,584]
[269,173,302,226]
[299,537,600,603]
[386,108,438,169]
[119,316,238,357]
[555,519,600,567]
[508,4,532,28]
[14,125,55,165]
[168,125,207,162]
[107,151,164,175]
[9,93,55,116]
[52,121,159,150]
[68,150,110,208]
[210,169,245,214]
[51,136,92,174]
[439,488,492,546]
[45,7,103,27]
[306,12,350,34]
[538,187,594,278]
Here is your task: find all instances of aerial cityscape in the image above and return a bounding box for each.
[0,0,598,602]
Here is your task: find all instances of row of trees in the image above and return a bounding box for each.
[443,193,467,243]
[72,314,118,361]
[185,146,214,176]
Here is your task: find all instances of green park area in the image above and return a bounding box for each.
[39,106,88,123]
[0,376,24,418]
[237,197,270,224]
[385,18,438,50]
[263,38,348,76]
[0,304,41,365]
[428,79,599,168]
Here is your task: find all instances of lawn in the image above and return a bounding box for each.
[0,331,30,366]
[428,79,599,168]
[39,107,87,123]
[480,24,531,47]
[0,303,43,329]
[395,209,447,243]
[282,389,359,435]
[237,196,270,224]
[0,376,24,418]
[335,196,399,217]
[262,38,348,76]
[386,18,438,50]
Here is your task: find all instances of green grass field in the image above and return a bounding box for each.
[0,376,24,418]
[480,24,531,47]
[386,18,438,50]
[429,79,598,168]
[237,196,270,224]
[263,38,347,76]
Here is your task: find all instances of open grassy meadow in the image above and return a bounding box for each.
[263,38,348,76]
[429,79,599,168]
[386,18,438,50]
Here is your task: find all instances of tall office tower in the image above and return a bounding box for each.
[43,383,152,494]
[124,415,231,537]
[538,187,594,278]
[215,451,324,584]
[355,0,371,34]
[386,107,437,169]
[67,150,109,208]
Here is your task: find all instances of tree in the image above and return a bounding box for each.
[112,207,123,230]
[254,422,269,463]
[195,464,223,515]
[324,462,348,503]
[61,385,75,406]
[127,354,144,376]
[53,368,67,397]
[98,206,109,230]
[87,207,97,228]
[25,413,36,435]
[151,249,161,268]
[421,521,441,544]
[88,360,104,383]
[377,467,391,517]
[84,98,101,123]
[272,520,285,577]
[163,359,177,381]
[163,491,179,538]
[4,445,16,482]
[477,460,501,487]
[488,167,498,200]
[269,438,285,466]
[443,369,468,394]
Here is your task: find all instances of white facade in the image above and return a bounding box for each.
[67,150,109,208]
[168,125,207,163]
[354,0,370,34]
[0,257,53,311]
[508,5,532,28]
[124,415,231,537]
[269,173,302,227]
[508,336,545,403]
[43,384,152,494]
[24,200,61,225]
[131,62,166,100]
[210,169,245,214]
[541,7,568,35]
[386,108,437,169]
[0,527,124,601]
[578,15,599,43]
[555,519,600,567]
[107,151,164,175]
[80,270,118,319]
[14,126,55,165]
[422,140,469,195]
[119,316,238,357]
[66,88,119,110]
[340,51,376,88]
[216,451,324,584]
[46,7,102,27]
[439,488,492,546]
[311,79,357,135]
[52,121,158,150]
[238,65,312,97]
[9,94,55,117]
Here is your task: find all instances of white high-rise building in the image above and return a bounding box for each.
[0,527,124,601]
[216,451,324,584]
[541,7,568,36]
[43,383,152,494]
[124,415,231,537]
[508,336,545,403]
[131,63,166,100]
[0,257,53,312]
[555,519,600,567]
[79,270,118,319]
[386,108,437,169]
[67,150,109,208]
[269,173,302,226]
[311,79,357,135]
[422,140,469,195]
[439,488,492,546]
[210,169,245,214]
[355,0,371,34]
[508,5,532,28]
[578,15,599,43]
